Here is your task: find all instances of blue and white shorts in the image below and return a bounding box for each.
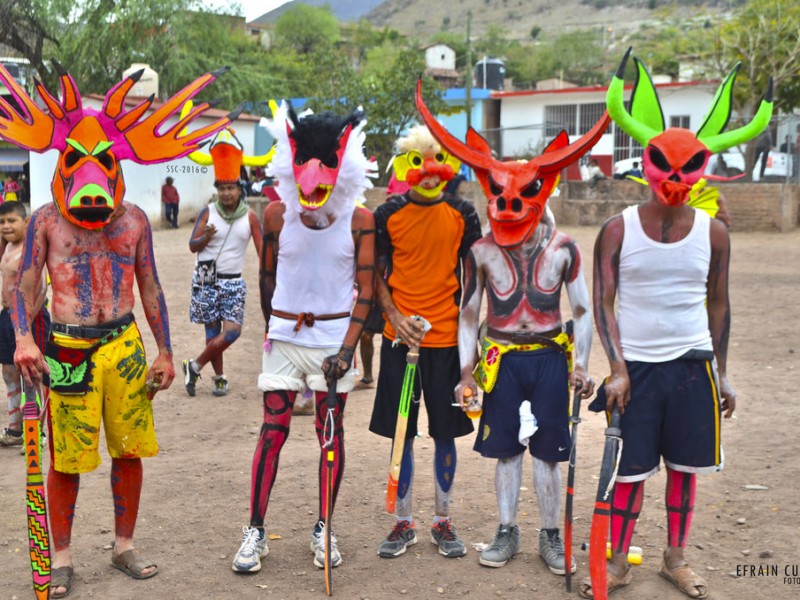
[189,278,247,326]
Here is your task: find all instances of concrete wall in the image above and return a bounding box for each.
[357,181,800,233]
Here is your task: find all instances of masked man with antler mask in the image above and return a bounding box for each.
[416,82,606,576]
[584,49,772,599]
[4,62,236,597]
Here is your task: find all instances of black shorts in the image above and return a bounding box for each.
[369,336,473,440]
[0,306,50,365]
[473,348,571,462]
[364,301,385,334]
[590,358,723,482]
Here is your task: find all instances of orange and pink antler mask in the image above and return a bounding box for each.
[415,81,610,248]
[0,61,240,230]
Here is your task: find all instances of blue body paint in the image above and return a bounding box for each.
[434,438,456,493]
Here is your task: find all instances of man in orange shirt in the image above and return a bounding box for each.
[369,126,481,560]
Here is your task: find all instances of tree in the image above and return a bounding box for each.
[273,4,339,55]
[715,0,800,178]
[0,0,58,81]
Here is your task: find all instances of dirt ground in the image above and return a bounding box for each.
[1,225,799,600]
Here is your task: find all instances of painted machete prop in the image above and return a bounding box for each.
[588,406,622,600]
[385,316,431,513]
[23,386,50,599]
[564,381,583,593]
[323,379,337,596]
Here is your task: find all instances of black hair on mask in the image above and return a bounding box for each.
[287,105,364,169]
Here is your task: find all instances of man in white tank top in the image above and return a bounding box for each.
[182,127,263,399]
[584,48,771,599]
[231,104,376,575]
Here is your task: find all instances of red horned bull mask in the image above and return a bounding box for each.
[415,81,610,248]
[0,60,239,230]
[607,48,773,207]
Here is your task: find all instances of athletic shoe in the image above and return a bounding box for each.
[480,524,520,567]
[0,428,23,447]
[182,359,200,397]
[539,527,576,575]
[232,526,269,573]
[378,520,418,558]
[430,520,467,558]
[310,520,342,569]
[212,375,229,397]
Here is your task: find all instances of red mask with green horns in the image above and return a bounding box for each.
[0,60,241,230]
[607,48,773,207]
[415,81,610,248]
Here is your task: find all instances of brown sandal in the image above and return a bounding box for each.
[659,556,708,599]
[50,566,75,599]
[578,567,633,598]
[112,549,159,580]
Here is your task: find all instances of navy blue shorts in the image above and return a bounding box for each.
[473,348,571,462]
[0,307,50,365]
[590,358,723,482]
[369,336,473,440]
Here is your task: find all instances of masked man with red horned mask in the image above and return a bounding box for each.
[583,49,772,599]
[416,82,608,576]
[231,104,376,574]
[2,61,236,597]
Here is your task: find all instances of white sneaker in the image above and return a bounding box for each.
[310,520,342,569]
[232,526,268,573]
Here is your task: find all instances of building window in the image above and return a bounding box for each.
[670,115,690,129]
[544,105,577,137]
[579,102,606,134]
[613,123,644,164]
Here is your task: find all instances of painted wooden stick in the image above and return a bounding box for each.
[23,387,50,599]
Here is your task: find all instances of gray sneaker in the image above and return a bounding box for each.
[310,520,342,569]
[232,526,269,573]
[539,527,576,575]
[378,520,418,558]
[182,359,200,397]
[430,520,467,558]
[480,524,520,568]
[212,375,229,397]
[0,428,23,447]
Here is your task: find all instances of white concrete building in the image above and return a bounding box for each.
[424,43,456,71]
[493,80,722,179]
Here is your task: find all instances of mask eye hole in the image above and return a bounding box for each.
[681,151,707,174]
[488,175,503,196]
[321,154,339,169]
[649,147,671,172]
[408,151,423,168]
[64,149,81,169]
[435,152,445,163]
[520,178,543,198]
[95,151,114,171]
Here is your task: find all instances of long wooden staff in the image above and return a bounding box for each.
[564,382,583,593]
[588,406,622,600]
[385,316,430,513]
[323,379,337,596]
[23,385,50,599]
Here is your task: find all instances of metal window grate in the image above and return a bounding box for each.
[579,102,606,134]
[670,115,691,129]
[544,104,577,137]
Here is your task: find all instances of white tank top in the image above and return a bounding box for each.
[198,204,252,276]
[268,207,355,348]
[617,205,713,362]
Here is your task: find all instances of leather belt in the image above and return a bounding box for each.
[51,313,135,339]
[216,273,242,280]
[271,309,351,332]
[486,325,564,350]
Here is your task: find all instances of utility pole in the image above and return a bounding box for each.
[465,10,472,133]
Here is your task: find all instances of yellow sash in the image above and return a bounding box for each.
[473,332,573,393]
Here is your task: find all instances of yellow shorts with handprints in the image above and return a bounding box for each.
[49,323,158,474]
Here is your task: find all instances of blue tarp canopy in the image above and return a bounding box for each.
[0,148,28,172]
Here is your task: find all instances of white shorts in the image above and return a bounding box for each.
[258,339,356,393]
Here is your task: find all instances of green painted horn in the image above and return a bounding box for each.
[699,79,774,154]
[606,47,662,147]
